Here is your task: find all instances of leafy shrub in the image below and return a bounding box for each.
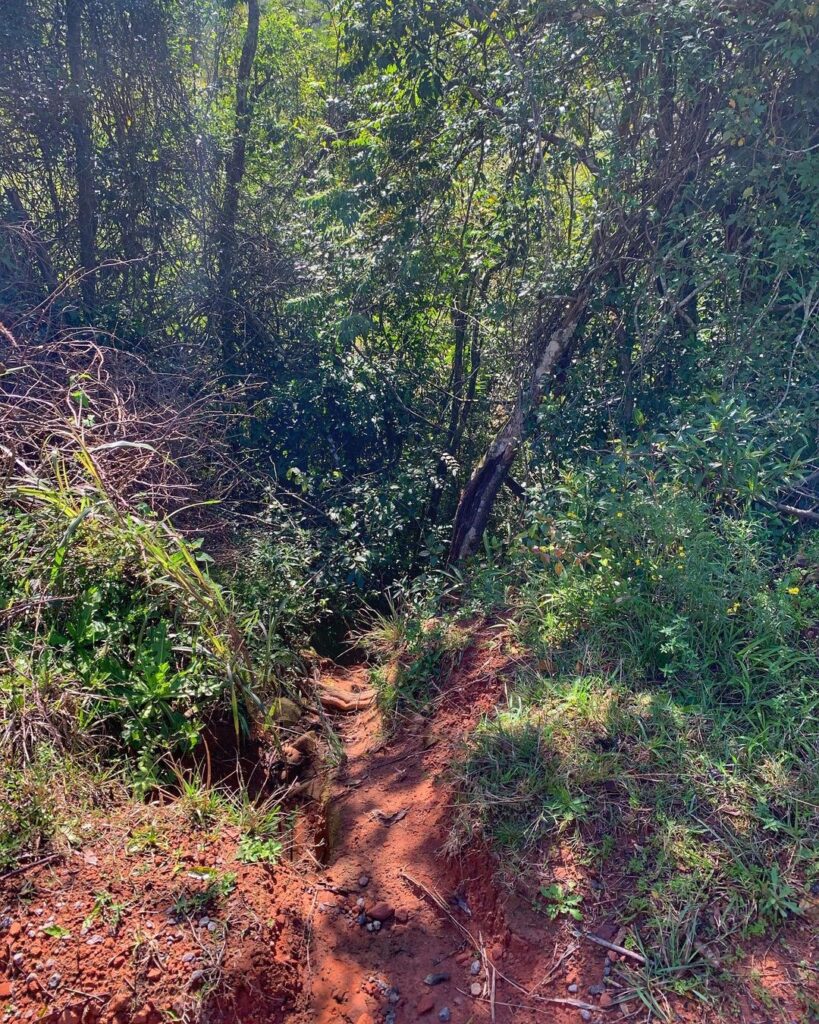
[514,445,817,704]
[0,448,271,793]
[445,422,818,968]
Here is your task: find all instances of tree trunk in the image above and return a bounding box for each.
[65,0,96,314]
[212,0,260,374]
[448,291,587,562]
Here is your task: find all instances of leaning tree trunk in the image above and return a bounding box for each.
[212,0,260,374]
[65,0,96,314]
[447,290,588,563]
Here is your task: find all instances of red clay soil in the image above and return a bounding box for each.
[1,632,816,1024]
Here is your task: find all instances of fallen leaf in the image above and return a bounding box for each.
[371,807,409,826]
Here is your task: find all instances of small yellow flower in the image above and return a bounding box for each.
[787,586,800,595]
[635,558,641,565]
[616,511,623,518]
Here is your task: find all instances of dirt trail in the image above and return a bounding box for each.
[300,640,593,1024]
[2,632,813,1024]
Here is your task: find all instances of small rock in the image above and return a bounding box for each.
[455,951,471,966]
[580,1012,592,1023]
[48,972,62,990]
[198,917,209,927]
[12,952,24,968]
[372,920,381,932]
[416,994,436,1015]
[469,983,482,997]
[181,953,196,964]
[357,914,368,927]
[0,981,11,998]
[86,935,104,946]
[358,876,369,888]
[207,921,217,933]
[366,922,375,932]
[387,988,400,1004]
[470,960,481,976]
[108,991,131,1015]
[603,961,612,976]
[26,975,40,995]
[588,984,605,996]
[147,967,162,982]
[424,973,450,987]
[607,950,619,962]
[600,993,614,1009]
[190,970,206,986]
[356,898,365,909]
[438,1009,451,1023]
[367,902,394,923]
[567,984,578,993]
[384,1011,396,1024]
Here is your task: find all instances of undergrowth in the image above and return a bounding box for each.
[433,445,819,1015]
[0,439,311,867]
[356,594,470,716]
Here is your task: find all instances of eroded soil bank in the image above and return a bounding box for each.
[1,632,816,1024]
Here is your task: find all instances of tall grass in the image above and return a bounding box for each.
[0,439,291,793]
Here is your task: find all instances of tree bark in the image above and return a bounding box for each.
[448,289,588,563]
[65,0,96,314]
[212,0,260,374]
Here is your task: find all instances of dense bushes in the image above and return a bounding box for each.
[517,474,815,703]
[444,419,818,968]
[0,338,315,802]
[1,462,247,790]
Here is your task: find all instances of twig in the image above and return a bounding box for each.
[528,942,579,993]
[363,744,430,773]
[400,869,599,1012]
[574,929,646,964]
[466,992,599,1013]
[432,944,466,967]
[66,988,104,1001]
[0,853,62,881]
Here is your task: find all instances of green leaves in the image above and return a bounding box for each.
[538,882,584,921]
